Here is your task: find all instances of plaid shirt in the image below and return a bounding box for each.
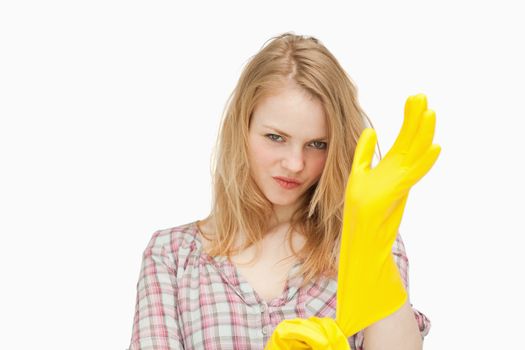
[128,221,431,349]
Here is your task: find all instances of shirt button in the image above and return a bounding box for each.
[260,304,267,312]
[262,326,269,335]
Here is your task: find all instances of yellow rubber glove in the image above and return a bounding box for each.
[264,94,441,349]
[264,317,350,350]
[336,93,441,337]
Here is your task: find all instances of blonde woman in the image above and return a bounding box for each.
[128,32,432,349]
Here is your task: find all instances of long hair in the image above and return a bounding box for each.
[201,32,379,288]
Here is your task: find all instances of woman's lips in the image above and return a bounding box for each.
[273,176,301,189]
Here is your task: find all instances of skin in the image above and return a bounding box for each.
[247,81,328,227]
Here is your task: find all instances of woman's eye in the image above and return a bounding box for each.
[311,141,327,150]
[265,134,327,150]
[266,133,284,142]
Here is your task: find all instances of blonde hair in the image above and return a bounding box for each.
[201,32,379,288]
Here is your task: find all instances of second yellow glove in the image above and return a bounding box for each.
[264,317,350,350]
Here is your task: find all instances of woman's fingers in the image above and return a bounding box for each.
[266,317,350,350]
[403,144,442,188]
[387,94,427,158]
[402,109,436,168]
[269,319,327,348]
[351,128,377,173]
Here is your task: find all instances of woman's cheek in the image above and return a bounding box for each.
[250,138,276,167]
[311,153,328,176]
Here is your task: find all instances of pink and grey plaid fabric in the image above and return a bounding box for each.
[128,221,430,349]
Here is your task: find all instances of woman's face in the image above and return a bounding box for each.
[248,84,328,219]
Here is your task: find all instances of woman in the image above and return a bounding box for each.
[128,32,433,349]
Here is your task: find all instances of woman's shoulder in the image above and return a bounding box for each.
[142,220,203,266]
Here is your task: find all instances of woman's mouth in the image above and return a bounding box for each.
[273,176,301,189]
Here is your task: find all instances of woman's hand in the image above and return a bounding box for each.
[336,93,441,337]
[264,317,350,350]
[346,94,439,220]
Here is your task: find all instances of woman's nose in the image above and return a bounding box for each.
[281,147,305,172]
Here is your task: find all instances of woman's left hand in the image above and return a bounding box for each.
[264,316,350,350]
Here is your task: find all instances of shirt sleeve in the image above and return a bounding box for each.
[351,231,431,350]
[128,231,185,350]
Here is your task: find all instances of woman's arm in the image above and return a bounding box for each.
[360,231,428,350]
[363,298,422,350]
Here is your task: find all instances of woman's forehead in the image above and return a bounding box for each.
[253,87,325,126]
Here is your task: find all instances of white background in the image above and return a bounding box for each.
[1,1,523,349]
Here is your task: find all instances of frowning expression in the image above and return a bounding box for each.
[248,84,328,214]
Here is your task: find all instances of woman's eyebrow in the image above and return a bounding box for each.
[262,125,327,141]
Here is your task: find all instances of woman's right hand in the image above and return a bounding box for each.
[336,93,441,337]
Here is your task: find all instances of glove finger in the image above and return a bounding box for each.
[403,144,441,188]
[266,321,310,350]
[266,337,309,350]
[351,128,377,173]
[316,317,351,350]
[403,109,436,167]
[272,319,320,339]
[387,94,427,157]
[272,321,327,347]
[268,317,349,349]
